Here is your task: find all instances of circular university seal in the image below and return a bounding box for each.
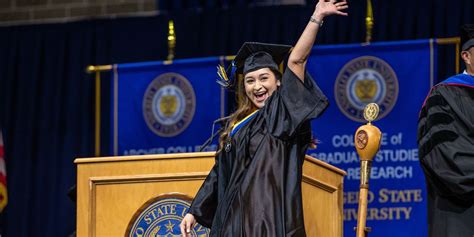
[334,56,398,122]
[126,193,210,237]
[143,73,196,137]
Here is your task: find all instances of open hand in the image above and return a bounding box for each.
[314,0,349,20]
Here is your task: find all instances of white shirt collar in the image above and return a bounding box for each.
[464,70,474,77]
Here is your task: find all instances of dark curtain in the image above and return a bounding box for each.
[0,17,169,236]
[0,1,473,236]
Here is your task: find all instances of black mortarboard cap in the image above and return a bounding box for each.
[216,42,292,90]
[234,42,292,74]
[460,24,474,51]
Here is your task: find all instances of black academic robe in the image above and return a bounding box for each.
[417,74,474,237]
[189,68,328,237]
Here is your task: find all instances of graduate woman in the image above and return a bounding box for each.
[181,1,348,236]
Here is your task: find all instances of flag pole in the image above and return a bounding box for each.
[436,37,461,74]
[86,65,112,157]
[85,21,176,156]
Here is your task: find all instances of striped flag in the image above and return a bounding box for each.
[0,131,7,212]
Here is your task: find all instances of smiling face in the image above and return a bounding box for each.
[243,67,281,109]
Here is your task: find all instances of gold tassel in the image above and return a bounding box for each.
[217,65,229,82]
[365,0,374,44]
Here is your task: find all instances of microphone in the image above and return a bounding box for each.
[198,115,232,152]
[213,115,232,125]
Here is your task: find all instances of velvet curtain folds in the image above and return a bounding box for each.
[0,1,473,236]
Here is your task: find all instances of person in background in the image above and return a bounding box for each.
[417,24,474,237]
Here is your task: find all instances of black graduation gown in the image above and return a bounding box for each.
[417,74,474,237]
[189,68,329,237]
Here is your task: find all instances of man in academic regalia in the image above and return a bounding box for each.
[417,24,474,237]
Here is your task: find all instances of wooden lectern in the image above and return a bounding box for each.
[75,152,345,237]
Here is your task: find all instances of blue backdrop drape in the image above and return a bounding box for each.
[0,0,473,236]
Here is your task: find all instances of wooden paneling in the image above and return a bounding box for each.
[76,152,345,237]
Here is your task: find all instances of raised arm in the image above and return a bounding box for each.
[288,0,348,80]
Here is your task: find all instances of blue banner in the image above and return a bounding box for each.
[111,57,225,156]
[307,40,436,237]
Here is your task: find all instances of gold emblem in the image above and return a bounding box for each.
[160,95,178,117]
[355,79,377,102]
[363,103,379,123]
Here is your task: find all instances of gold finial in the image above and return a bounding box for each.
[86,65,95,73]
[85,65,112,73]
[365,0,374,44]
[363,103,379,124]
[167,20,176,61]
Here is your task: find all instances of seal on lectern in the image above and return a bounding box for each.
[126,193,210,237]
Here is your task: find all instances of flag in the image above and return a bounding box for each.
[110,57,225,156]
[0,130,7,212]
[306,40,435,237]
